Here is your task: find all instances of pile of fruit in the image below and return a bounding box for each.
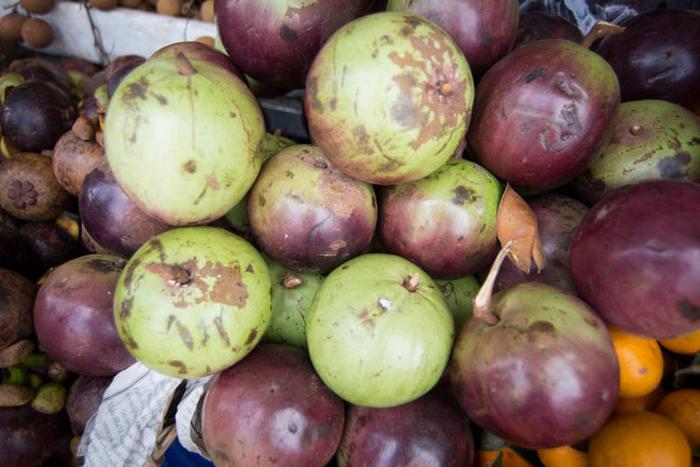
[0,1,699,466]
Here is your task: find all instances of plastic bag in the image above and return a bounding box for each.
[519,0,700,33]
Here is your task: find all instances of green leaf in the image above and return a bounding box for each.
[509,444,544,467]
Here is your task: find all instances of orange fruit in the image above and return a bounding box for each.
[538,445,588,467]
[660,329,700,355]
[656,389,700,451]
[589,411,692,467]
[613,385,665,415]
[476,447,533,467]
[608,326,663,398]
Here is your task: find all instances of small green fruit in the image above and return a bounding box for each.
[307,254,454,408]
[114,227,271,378]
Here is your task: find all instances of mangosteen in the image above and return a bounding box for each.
[19,222,80,279]
[0,153,73,222]
[0,268,34,351]
[52,127,105,197]
[65,375,112,435]
[1,81,76,153]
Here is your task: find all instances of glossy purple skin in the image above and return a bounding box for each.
[150,42,244,81]
[19,222,80,279]
[33,255,135,376]
[1,81,76,153]
[248,145,377,273]
[570,180,700,339]
[513,11,583,49]
[80,163,172,258]
[0,405,71,467]
[202,344,345,467]
[216,0,369,89]
[596,9,700,113]
[495,193,587,294]
[390,0,520,75]
[468,39,620,191]
[378,159,500,280]
[337,387,474,467]
[66,375,112,435]
[450,282,619,449]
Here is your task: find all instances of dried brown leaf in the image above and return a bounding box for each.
[496,185,546,274]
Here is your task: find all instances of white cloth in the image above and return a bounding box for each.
[78,362,211,466]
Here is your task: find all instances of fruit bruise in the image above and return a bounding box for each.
[115,227,271,378]
[306,12,474,185]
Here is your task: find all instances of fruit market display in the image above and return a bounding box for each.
[0,1,698,466]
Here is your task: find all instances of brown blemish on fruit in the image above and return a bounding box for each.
[122,332,139,350]
[388,31,467,151]
[152,93,168,105]
[174,317,194,350]
[148,239,167,263]
[122,259,141,289]
[279,24,297,42]
[352,125,373,155]
[206,175,220,191]
[119,297,133,319]
[657,152,691,178]
[358,309,375,330]
[307,77,323,112]
[638,367,648,375]
[209,263,248,308]
[584,315,599,328]
[245,328,258,345]
[168,360,188,375]
[213,316,231,347]
[529,321,555,334]
[89,258,124,274]
[126,82,147,101]
[246,263,254,273]
[184,160,197,174]
[452,186,471,205]
[677,299,700,321]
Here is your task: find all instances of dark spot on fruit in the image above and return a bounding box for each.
[126,82,147,100]
[288,423,298,434]
[123,333,139,350]
[168,360,188,375]
[245,328,258,345]
[122,259,141,289]
[690,137,700,145]
[657,152,691,178]
[246,263,254,273]
[90,258,123,274]
[214,316,231,346]
[258,194,266,207]
[184,160,197,174]
[524,67,546,83]
[677,299,700,321]
[352,125,372,154]
[171,317,194,350]
[149,239,167,263]
[638,367,648,375]
[452,186,471,205]
[119,297,133,319]
[529,321,555,334]
[584,315,599,328]
[152,93,168,105]
[329,98,337,110]
[358,309,375,330]
[307,77,323,112]
[279,24,297,42]
[229,112,236,119]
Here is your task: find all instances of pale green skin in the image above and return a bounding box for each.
[307,253,454,407]
[263,261,323,349]
[104,57,265,226]
[306,12,474,185]
[113,227,271,378]
[0,73,24,105]
[574,99,700,202]
[436,276,479,334]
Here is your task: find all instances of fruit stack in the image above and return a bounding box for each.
[0,1,699,466]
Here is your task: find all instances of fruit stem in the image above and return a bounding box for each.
[437,81,454,97]
[281,272,303,289]
[403,273,420,292]
[175,53,197,76]
[582,20,626,49]
[473,241,514,326]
